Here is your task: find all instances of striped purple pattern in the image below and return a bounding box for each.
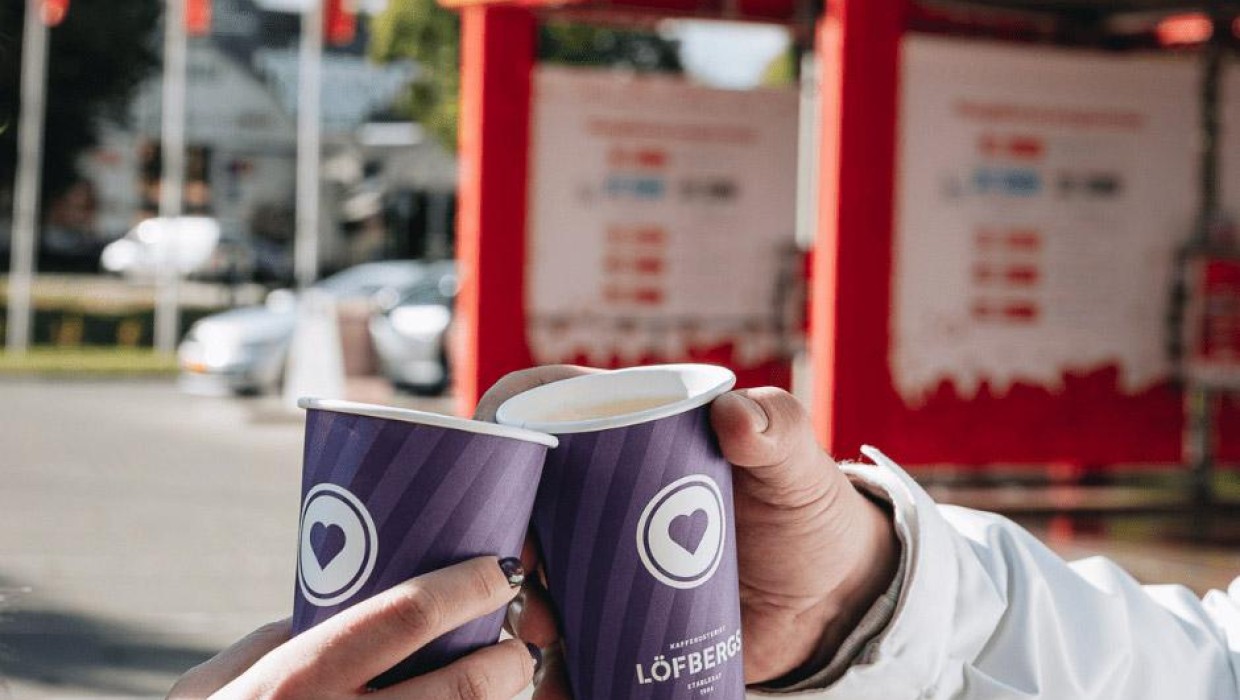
[292,408,548,688]
[533,405,745,700]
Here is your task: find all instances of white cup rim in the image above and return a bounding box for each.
[298,398,559,448]
[494,364,737,435]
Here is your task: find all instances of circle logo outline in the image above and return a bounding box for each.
[636,474,727,590]
[298,483,379,607]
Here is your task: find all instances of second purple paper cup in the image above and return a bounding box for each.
[293,398,558,689]
[497,364,744,700]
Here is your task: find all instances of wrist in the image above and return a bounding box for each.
[823,487,900,652]
[777,486,900,685]
[831,487,899,633]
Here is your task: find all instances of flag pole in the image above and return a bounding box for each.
[155,0,189,354]
[294,0,324,289]
[6,0,52,354]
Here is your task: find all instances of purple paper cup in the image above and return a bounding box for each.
[496,364,744,700]
[293,398,558,689]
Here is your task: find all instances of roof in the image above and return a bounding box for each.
[439,0,1240,26]
[438,0,804,23]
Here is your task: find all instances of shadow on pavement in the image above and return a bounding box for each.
[0,603,216,697]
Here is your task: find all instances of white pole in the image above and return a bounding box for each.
[794,50,819,251]
[295,0,324,289]
[155,0,189,354]
[6,0,50,354]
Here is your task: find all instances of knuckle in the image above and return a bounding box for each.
[390,584,444,634]
[753,390,805,450]
[454,666,495,700]
[467,561,505,601]
[754,386,803,420]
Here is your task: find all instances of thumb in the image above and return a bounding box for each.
[710,388,844,505]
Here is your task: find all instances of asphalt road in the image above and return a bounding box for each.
[0,380,308,698]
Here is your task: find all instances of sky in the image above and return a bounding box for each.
[665,21,792,89]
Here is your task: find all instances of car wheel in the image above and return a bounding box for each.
[403,344,451,396]
[232,385,264,398]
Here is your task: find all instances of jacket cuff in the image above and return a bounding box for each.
[748,446,995,699]
[751,486,905,693]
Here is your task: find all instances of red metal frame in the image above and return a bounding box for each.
[445,0,1235,466]
[454,6,537,416]
[810,0,907,460]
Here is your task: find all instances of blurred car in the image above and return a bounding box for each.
[101,216,221,278]
[198,231,294,285]
[368,261,457,395]
[102,216,293,285]
[177,260,437,396]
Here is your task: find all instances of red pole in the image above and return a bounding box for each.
[810,0,907,457]
[454,6,536,416]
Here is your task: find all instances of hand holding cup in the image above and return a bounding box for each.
[168,557,541,699]
[479,366,900,695]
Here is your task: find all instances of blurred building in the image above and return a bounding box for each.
[77,0,455,276]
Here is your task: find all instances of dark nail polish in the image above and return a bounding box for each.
[499,557,525,588]
[525,642,543,675]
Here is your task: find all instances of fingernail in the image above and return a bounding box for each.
[499,557,525,588]
[525,642,543,675]
[506,590,525,631]
[732,392,770,433]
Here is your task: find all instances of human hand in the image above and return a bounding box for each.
[168,556,541,699]
[476,366,899,693]
[712,386,899,684]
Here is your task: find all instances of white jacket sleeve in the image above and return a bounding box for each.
[752,446,1240,700]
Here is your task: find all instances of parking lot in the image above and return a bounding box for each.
[1,380,1237,698]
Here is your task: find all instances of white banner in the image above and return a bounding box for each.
[527,66,799,367]
[892,36,1199,402]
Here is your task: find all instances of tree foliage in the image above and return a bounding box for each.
[370,0,681,148]
[0,0,161,205]
[761,47,797,87]
[369,0,461,151]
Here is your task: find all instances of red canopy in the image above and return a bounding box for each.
[439,0,803,25]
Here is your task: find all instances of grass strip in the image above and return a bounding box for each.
[0,347,179,377]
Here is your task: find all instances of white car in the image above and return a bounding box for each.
[177,260,439,396]
[368,261,456,395]
[101,217,222,279]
